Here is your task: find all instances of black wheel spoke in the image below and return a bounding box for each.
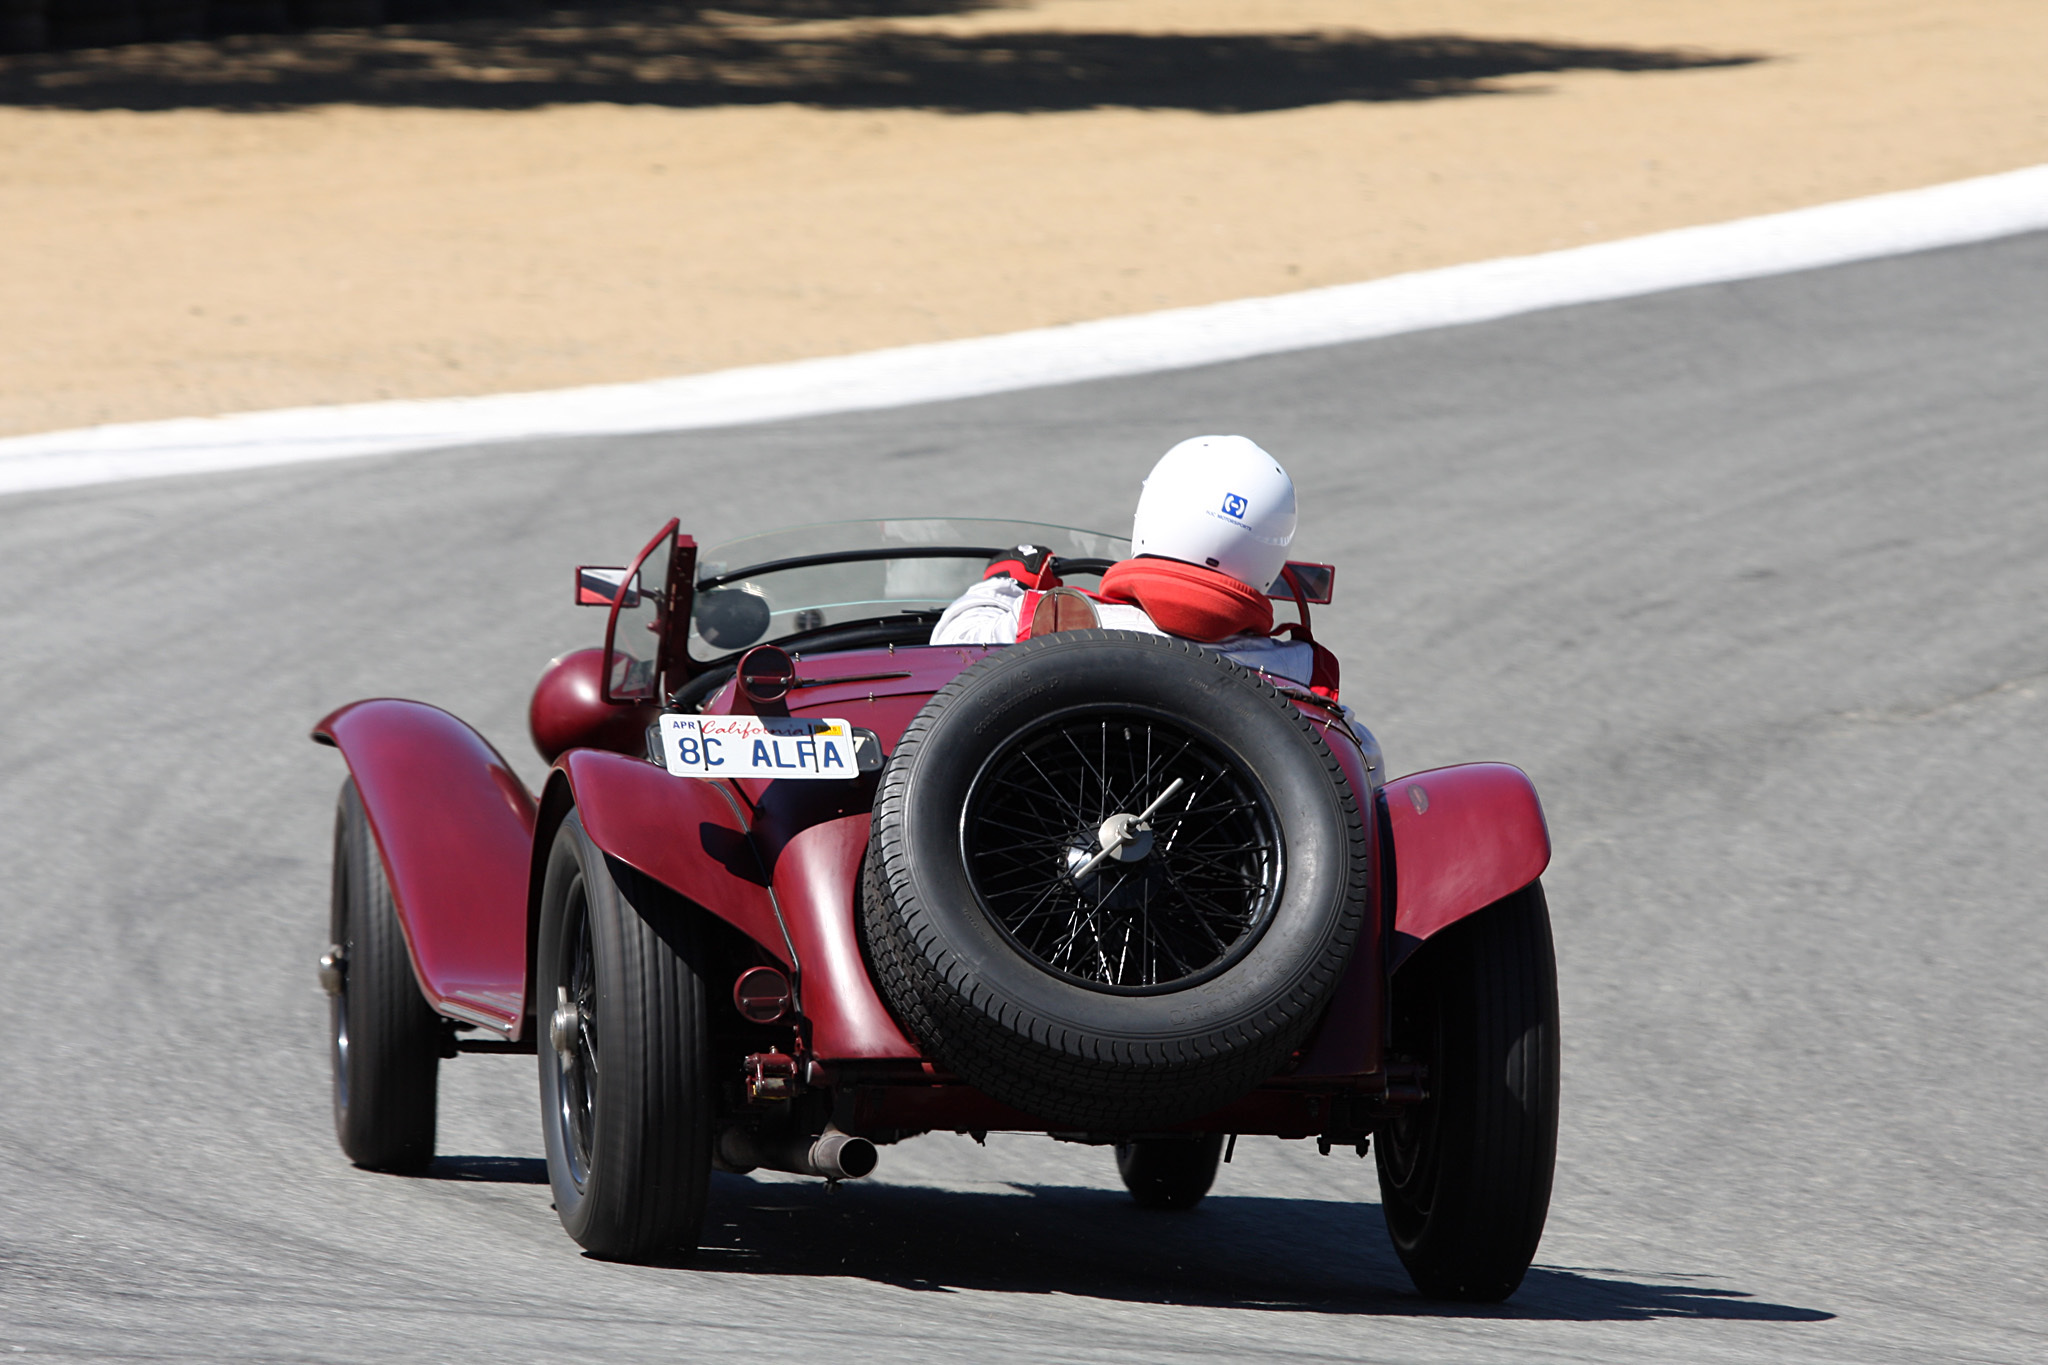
[1161,885,1245,953]
[963,712,1282,991]
[972,830,1078,856]
[984,771,1089,831]
[557,885,598,1187]
[1110,736,1196,809]
[1153,796,1262,825]
[1017,750,1091,827]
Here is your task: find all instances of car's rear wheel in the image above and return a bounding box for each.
[536,810,714,1261]
[864,630,1369,1130]
[1115,1134,1226,1210]
[1376,879,1559,1301]
[328,778,441,1173]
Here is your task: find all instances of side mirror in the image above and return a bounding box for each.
[1270,562,1334,604]
[601,520,678,705]
[577,566,641,608]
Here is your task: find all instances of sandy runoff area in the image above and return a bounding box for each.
[1,1,2044,437]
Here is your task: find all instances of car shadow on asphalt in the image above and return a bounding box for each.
[644,1172,1833,1322]
[0,1,1759,113]
[424,1154,551,1183]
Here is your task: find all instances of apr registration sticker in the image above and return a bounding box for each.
[659,715,873,781]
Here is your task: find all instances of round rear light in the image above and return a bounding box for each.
[733,965,793,1023]
[736,645,796,704]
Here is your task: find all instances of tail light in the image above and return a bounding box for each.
[734,965,793,1023]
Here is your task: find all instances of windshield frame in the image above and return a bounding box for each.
[684,517,1128,667]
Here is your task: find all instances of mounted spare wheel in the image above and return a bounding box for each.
[863,629,1369,1129]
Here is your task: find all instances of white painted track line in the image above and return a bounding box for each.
[4,163,2044,497]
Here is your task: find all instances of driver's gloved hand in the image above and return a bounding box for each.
[982,544,1060,590]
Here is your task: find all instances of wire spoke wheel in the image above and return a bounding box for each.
[329,872,353,1118]
[537,809,714,1261]
[1376,995,1446,1235]
[962,711,1284,992]
[554,877,600,1191]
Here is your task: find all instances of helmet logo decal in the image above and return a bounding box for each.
[1221,493,1248,520]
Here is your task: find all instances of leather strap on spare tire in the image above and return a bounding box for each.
[863,629,1369,1130]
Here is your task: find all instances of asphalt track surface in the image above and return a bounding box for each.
[3,232,2045,1364]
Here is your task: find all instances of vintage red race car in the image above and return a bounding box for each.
[312,516,1559,1301]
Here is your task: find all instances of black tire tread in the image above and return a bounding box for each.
[1116,1134,1226,1210]
[540,813,713,1261]
[330,778,440,1174]
[1377,880,1559,1301]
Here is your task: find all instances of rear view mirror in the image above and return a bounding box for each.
[601,520,678,705]
[1271,562,1334,604]
[577,566,641,608]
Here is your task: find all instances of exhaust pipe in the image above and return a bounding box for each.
[719,1125,878,1181]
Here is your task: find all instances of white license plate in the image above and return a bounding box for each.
[659,714,867,780]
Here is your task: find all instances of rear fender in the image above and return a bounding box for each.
[1383,763,1550,969]
[312,700,536,1036]
[747,782,922,1062]
[539,750,796,985]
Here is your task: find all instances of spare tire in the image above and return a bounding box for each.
[863,629,1368,1129]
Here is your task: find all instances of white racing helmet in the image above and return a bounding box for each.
[1130,435,1297,593]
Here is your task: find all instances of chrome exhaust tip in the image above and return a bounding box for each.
[809,1129,878,1181]
[718,1125,877,1182]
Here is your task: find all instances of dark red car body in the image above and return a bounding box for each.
[313,519,1550,1143]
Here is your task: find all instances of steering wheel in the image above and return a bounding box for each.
[1050,556,1116,580]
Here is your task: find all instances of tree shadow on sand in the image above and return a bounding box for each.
[0,1,1760,113]
[510,1171,1830,1323]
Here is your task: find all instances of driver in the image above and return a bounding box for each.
[931,435,1319,687]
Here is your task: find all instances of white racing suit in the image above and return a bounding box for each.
[930,575,1384,783]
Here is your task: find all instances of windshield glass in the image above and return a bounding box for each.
[689,517,1128,661]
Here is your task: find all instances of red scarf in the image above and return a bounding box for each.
[1098,557,1273,643]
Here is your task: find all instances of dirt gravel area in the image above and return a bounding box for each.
[1,1,2044,437]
